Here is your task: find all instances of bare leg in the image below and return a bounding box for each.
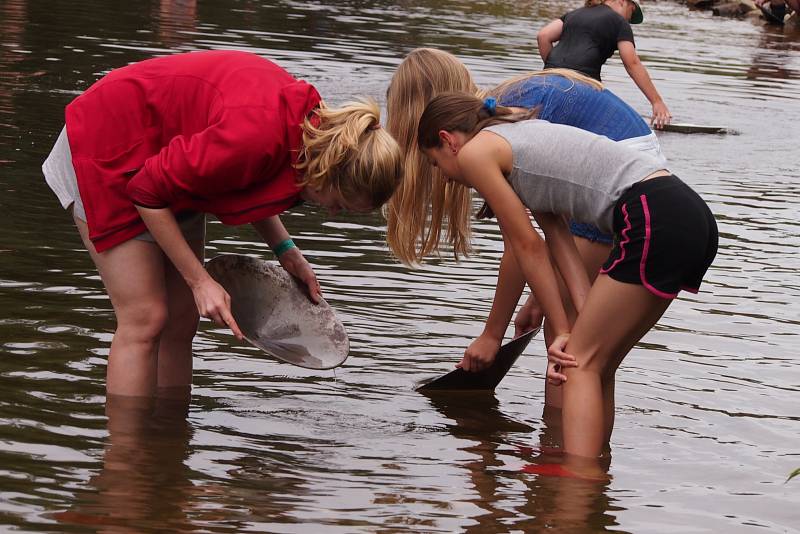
[561,274,671,458]
[156,237,204,391]
[573,237,610,282]
[544,236,612,409]
[75,217,169,397]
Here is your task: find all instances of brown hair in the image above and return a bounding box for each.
[296,99,402,210]
[418,92,536,150]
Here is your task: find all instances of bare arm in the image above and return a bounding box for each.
[136,206,243,339]
[618,41,672,129]
[459,237,527,371]
[252,216,321,303]
[460,136,571,338]
[537,19,564,63]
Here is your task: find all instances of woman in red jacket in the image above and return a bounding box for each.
[42,50,402,398]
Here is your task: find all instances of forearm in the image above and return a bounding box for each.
[483,246,527,340]
[536,20,562,64]
[624,60,665,107]
[251,215,291,248]
[136,206,208,287]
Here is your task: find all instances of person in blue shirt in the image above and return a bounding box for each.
[385,47,667,408]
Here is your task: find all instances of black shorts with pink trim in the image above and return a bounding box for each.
[600,175,718,299]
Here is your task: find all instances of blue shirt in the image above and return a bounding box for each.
[496,75,651,141]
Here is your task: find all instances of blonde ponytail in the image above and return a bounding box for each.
[296,99,402,210]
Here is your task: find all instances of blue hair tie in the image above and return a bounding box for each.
[483,97,497,116]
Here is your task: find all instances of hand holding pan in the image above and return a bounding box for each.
[416,327,539,392]
[205,254,349,370]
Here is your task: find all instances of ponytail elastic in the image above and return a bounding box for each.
[482,97,497,116]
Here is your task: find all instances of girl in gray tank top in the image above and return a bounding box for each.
[415,92,717,476]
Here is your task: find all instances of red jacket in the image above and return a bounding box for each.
[65,50,321,252]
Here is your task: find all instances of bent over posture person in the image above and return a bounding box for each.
[43,50,402,398]
[385,48,667,407]
[537,0,672,128]
[414,92,717,466]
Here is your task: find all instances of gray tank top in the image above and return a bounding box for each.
[484,120,666,234]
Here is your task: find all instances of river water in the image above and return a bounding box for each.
[1,0,799,532]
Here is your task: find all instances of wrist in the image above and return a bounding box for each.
[186,268,212,290]
[272,238,296,258]
[480,327,504,344]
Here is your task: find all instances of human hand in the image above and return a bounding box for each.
[278,247,322,304]
[546,333,577,384]
[191,276,244,340]
[457,334,502,372]
[514,294,544,338]
[650,101,672,130]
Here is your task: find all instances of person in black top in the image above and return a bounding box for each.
[537,0,672,129]
[754,0,798,25]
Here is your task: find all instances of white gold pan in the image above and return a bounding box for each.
[205,254,349,370]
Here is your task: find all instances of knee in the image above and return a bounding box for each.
[164,303,200,341]
[115,301,169,342]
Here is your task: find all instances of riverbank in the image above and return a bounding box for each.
[680,0,798,26]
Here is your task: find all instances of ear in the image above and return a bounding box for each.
[439,130,458,154]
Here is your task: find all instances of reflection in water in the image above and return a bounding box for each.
[54,394,198,531]
[155,0,197,48]
[745,21,800,80]
[0,0,799,531]
[0,0,27,142]
[425,394,620,532]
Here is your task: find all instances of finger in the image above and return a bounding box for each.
[548,370,568,382]
[550,355,579,367]
[222,310,244,340]
[549,350,577,364]
[309,284,322,304]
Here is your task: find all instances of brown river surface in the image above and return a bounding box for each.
[1,0,799,532]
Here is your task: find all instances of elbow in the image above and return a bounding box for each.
[510,235,548,262]
[536,35,548,50]
[623,56,643,70]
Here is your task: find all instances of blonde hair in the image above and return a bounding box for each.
[385,48,481,265]
[296,99,402,210]
[385,48,602,264]
[489,67,603,100]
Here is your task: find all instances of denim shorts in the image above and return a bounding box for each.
[568,220,614,245]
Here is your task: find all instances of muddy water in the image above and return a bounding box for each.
[1,0,799,532]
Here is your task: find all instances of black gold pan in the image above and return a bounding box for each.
[656,122,736,135]
[416,328,539,392]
